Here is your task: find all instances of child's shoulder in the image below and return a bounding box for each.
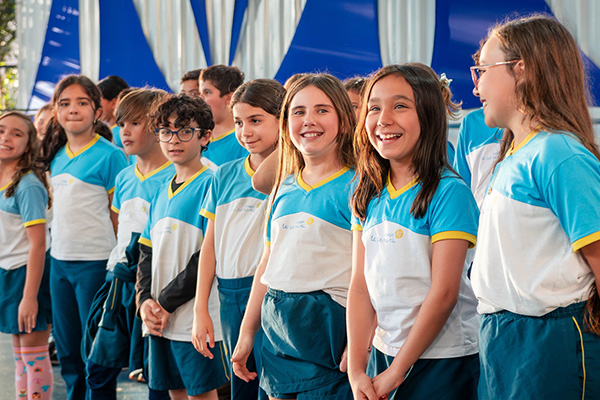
[214,156,246,178]
[431,169,475,203]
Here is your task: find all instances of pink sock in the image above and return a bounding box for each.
[14,347,28,400]
[21,345,53,400]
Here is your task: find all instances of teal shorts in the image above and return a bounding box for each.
[260,288,352,399]
[479,301,600,399]
[147,335,230,395]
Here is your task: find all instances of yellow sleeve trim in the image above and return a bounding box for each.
[351,223,363,231]
[265,240,271,247]
[432,231,477,248]
[108,186,115,195]
[139,237,152,248]
[24,219,46,228]
[200,209,215,220]
[110,205,120,214]
[573,231,600,252]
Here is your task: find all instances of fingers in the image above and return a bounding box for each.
[18,312,36,334]
[232,362,258,382]
[339,347,348,372]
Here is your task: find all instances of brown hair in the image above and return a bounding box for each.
[40,75,112,169]
[352,63,460,221]
[116,88,167,127]
[0,111,51,207]
[343,76,368,95]
[482,14,600,334]
[200,65,244,96]
[180,69,202,84]
[230,79,286,118]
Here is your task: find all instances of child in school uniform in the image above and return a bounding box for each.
[0,111,53,400]
[347,64,480,400]
[199,65,248,170]
[232,74,356,400]
[98,75,129,149]
[39,75,128,400]
[192,79,285,400]
[136,94,229,400]
[180,69,202,97]
[83,88,172,400]
[470,15,600,399]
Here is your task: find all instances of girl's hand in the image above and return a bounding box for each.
[140,299,164,336]
[18,297,38,334]
[192,311,215,358]
[349,372,380,400]
[339,346,348,372]
[372,367,404,400]
[231,333,257,382]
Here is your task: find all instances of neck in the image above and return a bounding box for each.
[0,159,19,187]
[135,146,169,176]
[389,159,415,189]
[212,119,235,139]
[174,158,204,183]
[67,130,96,154]
[509,116,539,149]
[301,155,344,186]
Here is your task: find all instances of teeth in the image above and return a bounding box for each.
[302,132,321,138]
[378,134,402,140]
[0,145,10,150]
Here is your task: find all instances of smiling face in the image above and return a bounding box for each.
[288,85,340,163]
[475,35,520,129]
[0,115,30,164]
[365,74,421,167]
[159,115,208,167]
[233,102,278,160]
[55,84,101,137]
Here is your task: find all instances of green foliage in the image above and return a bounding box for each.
[0,0,17,110]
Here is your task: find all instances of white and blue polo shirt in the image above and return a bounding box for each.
[453,108,502,207]
[201,129,248,171]
[106,161,174,271]
[50,134,128,260]
[0,172,50,270]
[139,167,221,342]
[352,170,480,358]
[261,167,354,307]
[472,131,600,316]
[200,156,268,279]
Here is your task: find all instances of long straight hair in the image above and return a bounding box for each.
[352,63,460,221]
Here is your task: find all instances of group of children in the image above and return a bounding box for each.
[1,13,599,400]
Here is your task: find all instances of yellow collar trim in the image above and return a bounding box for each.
[507,127,541,156]
[297,166,349,192]
[211,128,235,143]
[244,156,255,178]
[134,161,173,182]
[386,172,419,200]
[0,171,32,192]
[168,166,208,199]
[66,134,101,159]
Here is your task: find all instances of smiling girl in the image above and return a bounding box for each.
[40,75,128,400]
[0,112,53,400]
[231,74,356,400]
[470,15,600,399]
[348,64,480,400]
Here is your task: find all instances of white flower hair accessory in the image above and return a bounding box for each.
[439,73,452,88]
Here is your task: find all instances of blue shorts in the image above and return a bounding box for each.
[0,253,52,334]
[479,301,600,399]
[147,335,229,395]
[368,347,479,399]
[260,288,352,399]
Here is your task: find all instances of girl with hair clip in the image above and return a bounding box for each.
[231,74,356,400]
[40,75,128,400]
[470,14,600,399]
[347,64,480,400]
[193,79,285,400]
[0,111,53,400]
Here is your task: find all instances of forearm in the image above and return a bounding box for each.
[158,250,200,313]
[238,246,270,338]
[23,225,46,299]
[347,284,376,378]
[194,237,217,316]
[136,244,153,314]
[251,149,278,195]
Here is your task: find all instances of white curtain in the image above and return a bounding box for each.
[232,0,307,80]
[78,0,99,82]
[377,0,436,66]
[16,0,53,109]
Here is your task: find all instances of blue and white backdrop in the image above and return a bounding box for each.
[16,0,600,113]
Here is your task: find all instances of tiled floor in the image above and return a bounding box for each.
[0,333,148,399]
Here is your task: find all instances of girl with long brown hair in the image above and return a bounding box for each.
[347,63,480,399]
[470,14,600,399]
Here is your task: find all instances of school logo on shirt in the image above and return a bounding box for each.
[370,230,402,244]
[395,229,403,239]
[306,217,314,225]
[172,224,178,231]
[141,206,147,213]
[234,204,261,213]
[281,217,313,230]
[68,178,73,184]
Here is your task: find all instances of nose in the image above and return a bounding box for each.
[303,110,316,126]
[377,106,393,127]
[472,86,480,97]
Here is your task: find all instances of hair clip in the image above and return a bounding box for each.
[439,73,452,89]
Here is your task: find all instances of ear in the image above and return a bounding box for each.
[224,92,234,106]
[94,106,103,123]
[199,129,211,147]
[514,59,525,77]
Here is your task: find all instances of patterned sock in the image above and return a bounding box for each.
[21,345,53,400]
[14,347,28,400]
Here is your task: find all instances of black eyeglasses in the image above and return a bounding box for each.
[154,127,200,142]
[470,60,520,87]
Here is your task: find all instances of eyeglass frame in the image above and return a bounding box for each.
[154,127,202,142]
[470,60,520,87]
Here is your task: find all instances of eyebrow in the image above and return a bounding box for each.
[58,96,91,102]
[369,95,414,103]
[0,124,24,134]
